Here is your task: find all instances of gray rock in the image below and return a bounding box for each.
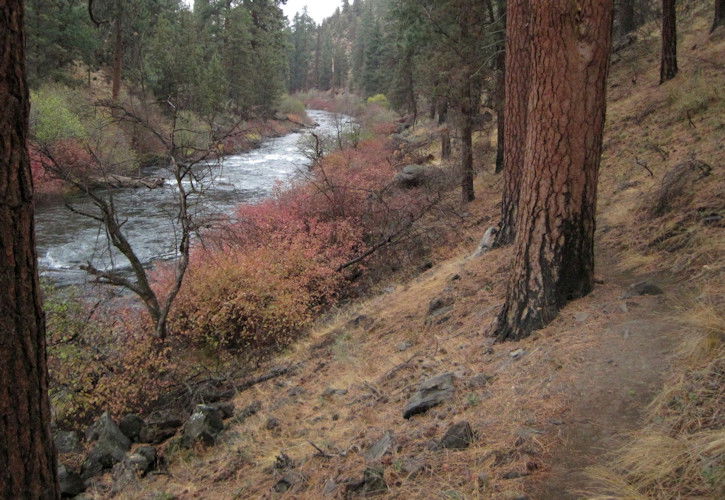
[472,226,498,257]
[439,421,474,450]
[394,165,442,188]
[397,341,413,352]
[211,401,235,419]
[182,405,224,447]
[574,312,590,323]
[58,464,85,497]
[81,436,131,479]
[273,470,306,493]
[322,387,348,398]
[401,458,427,477]
[81,412,132,479]
[86,412,131,448]
[118,414,144,442]
[232,401,262,424]
[265,417,281,431]
[139,410,184,444]
[428,296,454,315]
[622,281,664,298]
[111,446,156,494]
[323,478,338,495]
[510,349,525,359]
[467,373,494,388]
[403,372,455,419]
[54,430,81,454]
[365,431,394,463]
[345,466,387,496]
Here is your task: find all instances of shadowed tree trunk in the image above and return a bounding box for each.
[494,0,614,342]
[111,16,123,101]
[494,34,505,174]
[619,0,637,34]
[494,0,506,174]
[438,99,451,159]
[660,0,678,83]
[494,0,530,247]
[0,1,60,498]
[713,0,724,32]
[460,71,475,203]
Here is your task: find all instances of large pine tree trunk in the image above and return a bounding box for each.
[713,0,724,32]
[660,0,678,84]
[494,0,530,247]
[494,0,614,342]
[0,1,59,497]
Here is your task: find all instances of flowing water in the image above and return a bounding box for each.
[34,110,351,286]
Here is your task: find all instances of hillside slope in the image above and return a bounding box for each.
[119,7,723,500]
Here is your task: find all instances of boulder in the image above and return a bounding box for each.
[365,431,394,463]
[428,296,454,316]
[54,430,81,454]
[181,404,224,447]
[139,409,184,444]
[472,226,499,257]
[265,417,281,431]
[322,387,348,398]
[622,281,664,298]
[118,414,144,442]
[273,470,306,493]
[439,421,474,450]
[403,373,455,419]
[86,412,131,448]
[58,464,85,497]
[111,446,156,494]
[81,437,131,479]
[81,412,132,479]
[393,165,443,189]
[211,401,235,419]
[232,401,262,424]
[345,467,387,497]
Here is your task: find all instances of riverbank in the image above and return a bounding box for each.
[83,8,721,499]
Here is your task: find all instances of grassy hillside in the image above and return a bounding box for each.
[104,5,723,499]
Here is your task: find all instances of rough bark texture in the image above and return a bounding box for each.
[713,0,724,32]
[494,0,530,246]
[0,1,60,497]
[660,0,678,84]
[494,0,614,342]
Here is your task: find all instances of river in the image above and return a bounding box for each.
[34,110,351,286]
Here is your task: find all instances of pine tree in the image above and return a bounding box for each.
[494,0,614,341]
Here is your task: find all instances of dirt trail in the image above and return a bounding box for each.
[527,269,679,499]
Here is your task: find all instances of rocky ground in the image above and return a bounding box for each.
[56,6,723,499]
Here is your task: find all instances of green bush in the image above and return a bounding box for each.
[277,94,306,116]
[366,93,390,109]
[30,85,86,145]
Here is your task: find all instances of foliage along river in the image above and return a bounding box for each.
[35,110,351,286]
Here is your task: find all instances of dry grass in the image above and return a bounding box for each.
[102,4,725,499]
